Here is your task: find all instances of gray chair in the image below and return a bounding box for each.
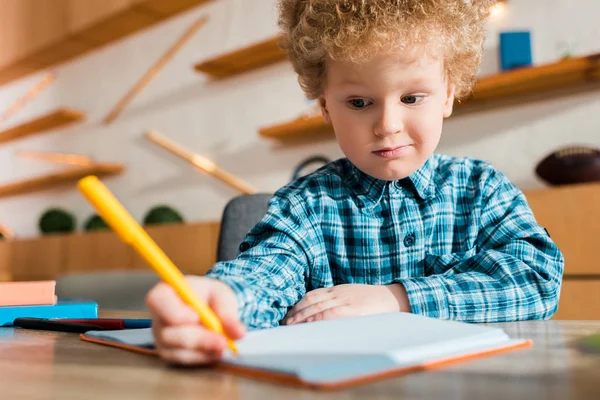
[217,193,273,262]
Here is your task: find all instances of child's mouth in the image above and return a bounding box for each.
[372,145,411,158]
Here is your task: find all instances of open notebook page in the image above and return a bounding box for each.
[84,312,525,385]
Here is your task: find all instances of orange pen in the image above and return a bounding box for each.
[77,175,238,354]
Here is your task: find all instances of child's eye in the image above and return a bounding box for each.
[348,98,372,109]
[401,95,423,105]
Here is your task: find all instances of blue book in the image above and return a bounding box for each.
[0,299,98,327]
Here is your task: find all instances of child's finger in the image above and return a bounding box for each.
[308,305,352,322]
[160,348,222,366]
[285,299,340,324]
[284,288,332,321]
[220,317,246,340]
[146,282,198,326]
[207,287,246,339]
[155,325,227,353]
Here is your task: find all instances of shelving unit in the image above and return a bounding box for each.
[0,108,85,145]
[259,53,600,141]
[0,163,124,199]
[194,36,287,78]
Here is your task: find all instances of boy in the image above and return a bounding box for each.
[147,0,564,365]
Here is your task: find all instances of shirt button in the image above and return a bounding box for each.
[239,242,250,252]
[403,233,416,247]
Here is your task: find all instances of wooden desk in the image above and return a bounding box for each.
[1,313,600,399]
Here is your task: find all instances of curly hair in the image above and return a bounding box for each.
[278,0,495,100]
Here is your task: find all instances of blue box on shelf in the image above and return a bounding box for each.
[499,31,532,71]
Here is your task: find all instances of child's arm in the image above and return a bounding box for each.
[398,169,564,322]
[205,193,320,330]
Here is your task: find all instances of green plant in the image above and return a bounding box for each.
[143,205,184,226]
[83,214,110,232]
[39,208,76,234]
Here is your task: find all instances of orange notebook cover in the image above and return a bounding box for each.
[0,280,57,307]
[81,312,531,390]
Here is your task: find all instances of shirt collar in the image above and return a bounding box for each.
[342,157,436,204]
[408,156,436,200]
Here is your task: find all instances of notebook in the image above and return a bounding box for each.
[0,299,98,326]
[0,280,57,307]
[82,312,531,389]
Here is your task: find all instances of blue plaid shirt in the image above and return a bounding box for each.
[206,154,564,330]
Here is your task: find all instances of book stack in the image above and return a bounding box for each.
[0,281,97,326]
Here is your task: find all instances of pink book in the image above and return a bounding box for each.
[0,280,57,307]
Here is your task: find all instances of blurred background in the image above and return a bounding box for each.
[0,0,598,318]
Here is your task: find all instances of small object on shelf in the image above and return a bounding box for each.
[39,208,76,235]
[194,36,287,78]
[499,31,533,71]
[0,108,85,145]
[535,146,600,186]
[103,15,209,124]
[143,205,184,226]
[0,72,55,122]
[145,130,257,195]
[83,214,110,232]
[0,163,125,199]
[16,150,94,166]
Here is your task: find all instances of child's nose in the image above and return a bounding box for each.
[373,106,403,137]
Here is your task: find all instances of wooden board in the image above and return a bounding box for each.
[554,280,600,320]
[0,108,85,145]
[131,221,220,274]
[0,0,213,86]
[0,163,125,199]
[523,182,600,276]
[194,36,288,78]
[9,235,65,281]
[0,240,11,281]
[62,230,135,274]
[6,221,220,282]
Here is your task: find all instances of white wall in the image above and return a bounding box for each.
[0,0,598,238]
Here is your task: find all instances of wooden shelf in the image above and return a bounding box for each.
[0,163,124,199]
[458,52,600,111]
[259,53,600,140]
[259,114,332,140]
[0,108,85,145]
[0,0,212,87]
[194,36,287,78]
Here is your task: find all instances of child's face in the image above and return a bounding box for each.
[319,51,455,181]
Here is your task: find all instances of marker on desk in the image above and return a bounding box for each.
[77,175,238,354]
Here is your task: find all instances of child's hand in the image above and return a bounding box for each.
[283,283,410,325]
[146,276,246,365]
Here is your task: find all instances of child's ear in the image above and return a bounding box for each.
[318,96,332,124]
[443,84,456,118]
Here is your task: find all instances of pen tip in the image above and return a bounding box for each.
[228,340,239,355]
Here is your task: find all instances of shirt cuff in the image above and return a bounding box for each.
[205,272,254,322]
[396,276,452,319]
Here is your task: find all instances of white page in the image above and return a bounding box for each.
[226,312,510,357]
[85,312,520,384]
[86,312,511,356]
